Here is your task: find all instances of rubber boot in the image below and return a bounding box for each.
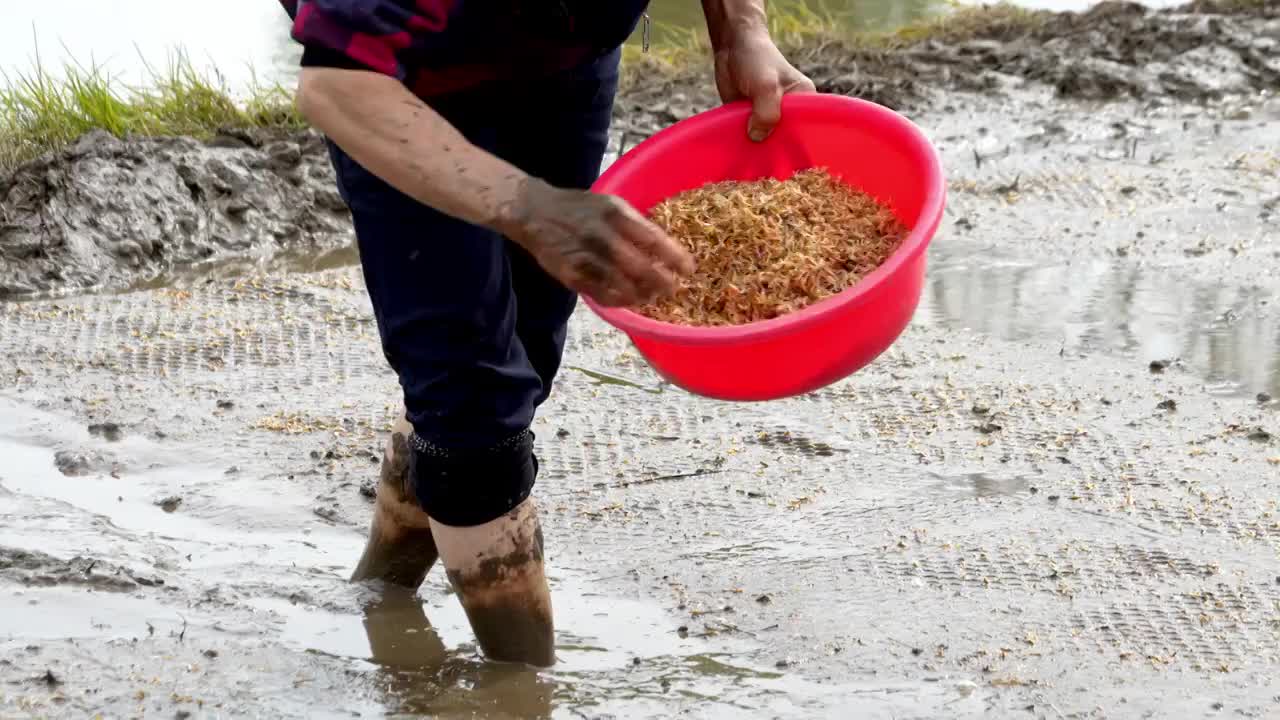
[430,498,556,667]
[350,413,439,589]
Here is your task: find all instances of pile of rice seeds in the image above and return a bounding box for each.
[637,168,908,327]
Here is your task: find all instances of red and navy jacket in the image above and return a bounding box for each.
[281,1,650,97]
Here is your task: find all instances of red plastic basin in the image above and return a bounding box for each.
[584,94,946,401]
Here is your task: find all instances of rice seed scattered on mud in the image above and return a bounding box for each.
[638,168,907,327]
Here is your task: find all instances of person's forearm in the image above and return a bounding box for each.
[700,0,767,51]
[295,67,526,231]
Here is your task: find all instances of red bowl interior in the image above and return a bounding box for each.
[584,93,946,400]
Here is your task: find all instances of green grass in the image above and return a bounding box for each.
[884,4,1046,46]
[0,50,301,173]
[620,0,842,79]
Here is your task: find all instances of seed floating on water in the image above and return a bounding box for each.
[637,168,908,327]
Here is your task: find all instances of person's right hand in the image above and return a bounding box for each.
[495,178,696,307]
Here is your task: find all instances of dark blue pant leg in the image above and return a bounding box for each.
[500,48,621,402]
[328,140,542,452]
[326,50,620,526]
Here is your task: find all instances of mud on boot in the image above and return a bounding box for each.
[350,413,439,589]
[432,499,556,667]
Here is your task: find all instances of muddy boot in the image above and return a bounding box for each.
[350,414,439,589]
[431,498,555,667]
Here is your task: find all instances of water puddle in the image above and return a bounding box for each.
[248,573,721,674]
[130,245,363,294]
[0,587,198,641]
[0,398,361,581]
[243,578,984,719]
[918,246,1280,399]
[0,435,359,572]
[0,397,986,717]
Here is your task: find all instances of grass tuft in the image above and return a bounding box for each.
[0,50,300,174]
[883,4,1047,47]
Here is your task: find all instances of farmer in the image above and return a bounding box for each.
[283,0,814,666]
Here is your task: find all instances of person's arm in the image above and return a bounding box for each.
[296,68,525,234]
[700,0,768,50]
[700,0,816,142]
[288,3,692,306]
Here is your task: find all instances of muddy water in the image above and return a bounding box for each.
[919,246,1280,400]
[0,396,980,718]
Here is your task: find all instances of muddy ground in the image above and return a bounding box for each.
[1,1,1278,718]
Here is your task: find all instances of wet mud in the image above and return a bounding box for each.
[617,0,1280,134]
[0,128,351,298]
[1,0,1279,718]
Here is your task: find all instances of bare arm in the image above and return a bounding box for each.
[699,0,767,52]
[295,67,693,306]
[296,66,525,231]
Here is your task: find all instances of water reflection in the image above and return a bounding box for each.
[931,471,1034,499]
[360,587,555,719]
[261,571,770,718]
[917,244,1280,399]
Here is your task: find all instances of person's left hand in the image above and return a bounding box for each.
[712,29,816,142]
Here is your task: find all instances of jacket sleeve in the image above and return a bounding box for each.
[288,0,456,79]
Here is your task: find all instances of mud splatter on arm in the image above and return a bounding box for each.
[295,67,527,233]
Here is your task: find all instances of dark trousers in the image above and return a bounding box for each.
[326,50,620,525]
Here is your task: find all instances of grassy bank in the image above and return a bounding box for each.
[0,0,999,174]
[2,0,1256,175]
[0,54,303,173]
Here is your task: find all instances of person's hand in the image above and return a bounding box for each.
[713,28,816,142]
[496,178,696,308]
